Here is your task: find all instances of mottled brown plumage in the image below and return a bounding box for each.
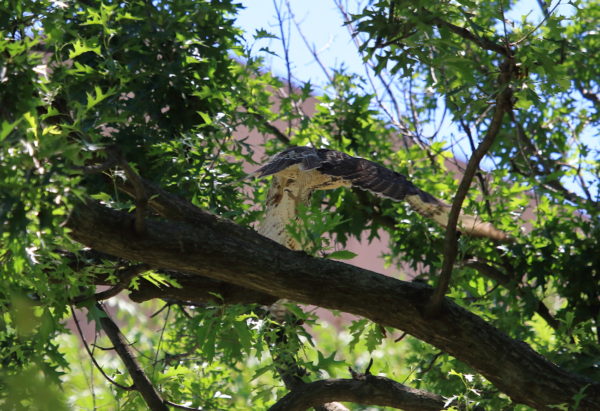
[254,146,509,248]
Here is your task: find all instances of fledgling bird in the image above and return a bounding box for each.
[252,146,509,249]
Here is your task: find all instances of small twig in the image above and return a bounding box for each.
[89,331,98,409]
[95,302,169,411]
[334,0,428,157]
[150,302,172,318]
[248,110,291,144]
[365,358,374,375]
[512,0,563,46]
[509,112,598,208]
[498,0,511,51]
[285,0,333,84]
[273,0,295,136]
[536,0,551,17]
[91,344,116,351]
[575,169,594,204]
[348,358,374,380]
[459,119,494,218]
[419,352,443,377]
[400,351,441,386]
[70,305,135,392]
[152,304,171,379]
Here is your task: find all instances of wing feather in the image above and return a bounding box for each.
[253,146,318,178]
[313,148,509,241]
[315,150,421,201]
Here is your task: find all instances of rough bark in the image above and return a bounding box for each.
[66,200,600,410]
[269,376,446,411]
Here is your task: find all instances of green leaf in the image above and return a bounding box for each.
[253,29,277,40]
[327,250,357,260]
[315,350,345,371]
[556,77,571,91]
[198,111,213,124]
[86,86,115,109]
[85,304,108,331]
[365,323,384,352]
[455,0,477,7]
[0,118,23,141]
[68,39,101,59]
[141,271,181,288]
[232,320,253,355]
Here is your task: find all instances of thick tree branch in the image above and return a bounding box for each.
[65,200,600,410]
[269,376,446,411]
[81,178,277,306]
[75,155,119,174]
[348,191,560,331]
[65,249,276,306]
[95,303,168,411]
[117,177,210,224]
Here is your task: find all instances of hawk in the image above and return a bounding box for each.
[253,146,509,250]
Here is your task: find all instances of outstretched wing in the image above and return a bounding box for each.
[254,146,509,241]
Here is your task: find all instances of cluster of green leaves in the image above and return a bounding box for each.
[0,0,284,408]
[285,201,356,259]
